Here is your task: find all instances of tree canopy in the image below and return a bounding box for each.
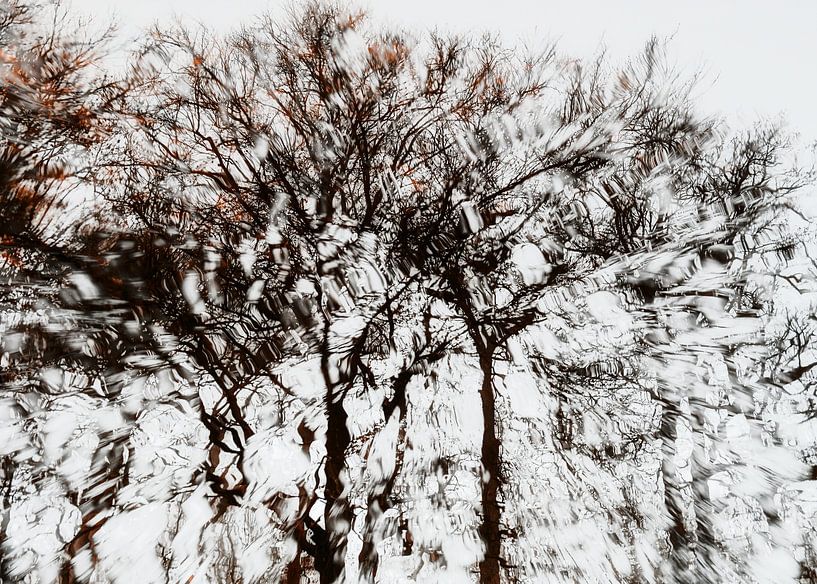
[2,2,817,583]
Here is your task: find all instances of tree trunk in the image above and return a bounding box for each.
[285,550,302,584]
[478,350,502,584]
[59,434,131,583]
[1,457,14,581]
[316,397,352,583]
[317,344,353,584]
[660,399,693,578]
[359,369,412,582]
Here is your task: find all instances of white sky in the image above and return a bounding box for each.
[72,0,817,141]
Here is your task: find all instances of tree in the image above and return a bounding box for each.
[2,2,816,583]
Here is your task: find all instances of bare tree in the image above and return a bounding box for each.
[2,2,816,584]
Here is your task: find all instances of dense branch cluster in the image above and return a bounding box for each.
[1,2,816,583]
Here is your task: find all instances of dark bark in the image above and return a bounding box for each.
[478,350,502,584]
[315,338,354,584]
[285,552,303,584]
[318,398,352,584]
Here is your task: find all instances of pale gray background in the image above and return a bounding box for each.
[73,0,817,142]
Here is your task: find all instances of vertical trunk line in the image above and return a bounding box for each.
[359,369,411,582]
[661,398,695,580]
[478,349,502,584]
[285,550,302,584]
[318,341,353,584]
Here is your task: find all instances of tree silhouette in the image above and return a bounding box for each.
[1,2,816,584]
